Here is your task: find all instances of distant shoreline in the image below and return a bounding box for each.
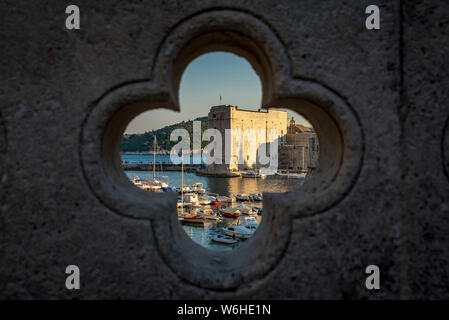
[122,151,201,155]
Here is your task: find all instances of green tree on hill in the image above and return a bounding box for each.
[121,117,208,152]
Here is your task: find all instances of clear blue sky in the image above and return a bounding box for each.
[125,52,310,134]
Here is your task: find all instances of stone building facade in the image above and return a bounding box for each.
[206,105,287,173]
[279,118,319,172]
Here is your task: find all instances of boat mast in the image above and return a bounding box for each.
[181,156,184,211]
[153,135,156,180]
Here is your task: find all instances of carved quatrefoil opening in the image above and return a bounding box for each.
[80,9,363,290]
[120,52,319,252]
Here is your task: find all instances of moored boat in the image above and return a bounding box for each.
[198,195,214,205]
[190,182,206,194]
[196,208,221,221]
[209,233,238,244]
[217,195,233,203]
[220,207,242,218]
[250,193,263,201]
[288,173,307,179]
[223,216,259,238]
[235,204,258,216]
[179,212,206,225]
[222,225,254,239]
[234,193,250,201]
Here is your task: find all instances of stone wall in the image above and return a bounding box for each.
[207,105,287,172]
[1,0,448,299]
[279,132,319,171]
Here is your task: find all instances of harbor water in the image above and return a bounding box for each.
[123,154,304,251]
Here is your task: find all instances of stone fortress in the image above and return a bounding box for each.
[205,105,318,175]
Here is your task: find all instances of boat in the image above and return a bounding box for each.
[184,193,200,207]
[222,225,255,239]
[196,208,221,221]
[176,185,191,193]
[198,195,213,205]
[179,212,207,225]
[216,195,233,203]
[182,212,198,219]
[241,170,261,178]
[161,187,177,192]
[132,176,162,191]
[288,173,307,179]
[180,217,206,225]
[132,175,143,186]
[234,193,250,201]
[275,170,289,177]
[190,182,206,194]
[252,206,263,215]
[220,207,242,218]
[223,217,259,238]
[139,183,162,192]
[235,204,258,216]
[150,136,169,188]
[152,178,168,188]
[250,193,263,201]
[237,216,259,228]
[209,233,238,244]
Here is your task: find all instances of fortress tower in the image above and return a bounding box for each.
[206,105,288,174]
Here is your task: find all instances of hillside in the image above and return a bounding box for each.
[121,116,208,152]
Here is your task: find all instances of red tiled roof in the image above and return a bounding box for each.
[295,124,313,132]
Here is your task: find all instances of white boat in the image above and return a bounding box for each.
[132,175,162,191]
[176,185,191,193]
[190,182,206,194]
[183,193,200,207]
[223,224,256,239]
[237,216,259,228]
[234,193,250,201]
[288,173,307,179]
[140,183,162,191]
[152,178,168,188]
[209,233,238,244]
[132,175,143,186]
[241,170,263,178]
[150,136,169,188]
[198,195,212,205]
[196,208,221,221]
[275,170,289,177]
[250,193,263,201]
[234,204,258,216]
[180,213,206,225]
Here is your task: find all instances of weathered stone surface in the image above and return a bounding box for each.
[402,1,449,299]
[0,0,447,299]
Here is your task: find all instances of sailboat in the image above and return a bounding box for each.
[177,157,187,207]
[150,136,168,189]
